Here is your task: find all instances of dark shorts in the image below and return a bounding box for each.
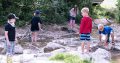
[80,33,91,41]
[106,30,114,43]
[69,16,76,21]
[31,26,39,32]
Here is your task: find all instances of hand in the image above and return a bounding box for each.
[7,41,11,46]
[40,29,43,31]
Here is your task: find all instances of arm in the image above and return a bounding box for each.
[15,32,18,44]
[80,18,85,34]
[38,23,43,31]
[111,31,115,44]
[5,31,10,46]
[99,34,102,42]
[90,20,92,33]
[38,23,41,29]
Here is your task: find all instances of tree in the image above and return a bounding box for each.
[115,0,120,23]
[0,0,93,26]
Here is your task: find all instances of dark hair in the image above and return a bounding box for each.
[34,10,40,15]
[8,13,19,19]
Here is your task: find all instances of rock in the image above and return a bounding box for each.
[52,39,68,46]
[20,54,35,63]
[53,38,80,46]
[44,42,64,53]
[23,49,33,54]
[92,48,111,61]
[51,48,66,56]
[14,44,23,54]
[0,42,5,54]
[34,53,52,57]
[61,27,68,31]
[114,43,120,51]
[94,59,110,63]
[13,55,21,63]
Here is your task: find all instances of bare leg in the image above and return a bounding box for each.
[111,33,114,43]
[104,42,109,49]
[72,20,75,30]
[34,32,38,42]
[70,19,73,30]
[81,42,85,53]
[31,32,35,42]
[86,42,90,53]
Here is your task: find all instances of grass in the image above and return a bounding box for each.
[49,53,91,63]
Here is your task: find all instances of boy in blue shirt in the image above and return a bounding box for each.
[98,24,115,49]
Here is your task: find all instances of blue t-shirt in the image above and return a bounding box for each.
[99,26,113,35]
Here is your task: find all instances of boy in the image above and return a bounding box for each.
[5,13,18,55]
[80,7,92,54]
[98,24,115,49]
[68,5,78,32]
[31,10,42,42]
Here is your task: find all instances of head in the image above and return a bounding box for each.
[98,24,104,31]
[8,13,18,23]
[34,10,40,16]
[81,7,89,17]
[74,5,77,12]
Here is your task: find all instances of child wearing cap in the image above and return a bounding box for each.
[31,10,42,42]
[5,13,18,56]
[98,24,115,49]
[80,7,92,54]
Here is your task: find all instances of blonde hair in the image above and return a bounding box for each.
[81,7,89,13]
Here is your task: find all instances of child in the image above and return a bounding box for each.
[80,7,92,54]
[68,5,78,32]
[98,24,115,49]
[31,10,42,42]
[5,13,18,56]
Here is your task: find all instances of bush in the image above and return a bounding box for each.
[50,53,91,63]
[115,0,120,23]
[93,5,115,19]
[0,0,93,26]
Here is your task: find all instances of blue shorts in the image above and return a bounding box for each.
[80,33,91,41]
[5,41,15,55]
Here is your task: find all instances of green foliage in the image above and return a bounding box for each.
[0,0,93,26]
[93,5,115,19]
[115,0,120,23]
[50,53,91,63]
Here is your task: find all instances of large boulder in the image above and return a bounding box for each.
[0,42,5,54]
[92,48,111,61]
[51,48,66,56]
[14,44,23,54]
[20,54,35,63]
[44,42,64,53]
[94,59,110,63]
[53,38,80,46]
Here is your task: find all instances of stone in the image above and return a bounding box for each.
[14,44,23,54]
[51,48,66,56]
[92,48,111,61]
[0,42,5,54]
[44,42,64,53]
